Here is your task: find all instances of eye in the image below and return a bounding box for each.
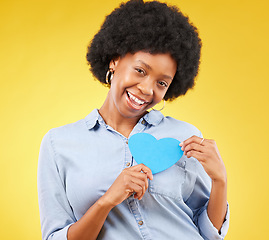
[135,68,146,76]
[158,81,168,88]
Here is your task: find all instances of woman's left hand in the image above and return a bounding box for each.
[179,135,227,183]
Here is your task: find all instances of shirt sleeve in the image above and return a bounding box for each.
[37,130,76,240]
[185,159,230,240]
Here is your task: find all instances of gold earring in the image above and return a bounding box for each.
[152,100,165,111]
[106,69,114,84]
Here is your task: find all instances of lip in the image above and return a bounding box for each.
[125,91,151,110]
[127,91,150,103]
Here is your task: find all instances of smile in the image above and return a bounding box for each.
[126,91,149,110]
[128,91,145,105]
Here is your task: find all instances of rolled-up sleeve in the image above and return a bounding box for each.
[37,130,76,240]
[185,159,230,240]
[198,203,230,239]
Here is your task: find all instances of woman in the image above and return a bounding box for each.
[38,0,229,239]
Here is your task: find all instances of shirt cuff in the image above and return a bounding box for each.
[47,223,73,240]
[198,203,230,240]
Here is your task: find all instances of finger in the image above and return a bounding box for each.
[184,142,204,155]
[126,189,134,198]
[186,150,205,161]
[129,171,149,190]
[131,163,153,180]
[128,182,144,200]
[130,177,147,199]
[180,135,205,150]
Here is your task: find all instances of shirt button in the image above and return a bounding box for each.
[141,120,145,125]
[126,162,131,167]
[138,220,143,226]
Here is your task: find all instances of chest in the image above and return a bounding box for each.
[58,139,128,218]
[57,132,196,220]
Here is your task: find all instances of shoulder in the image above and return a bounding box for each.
[48,118,86,140]
[41,111,95,148]
[164,116,200,132]
[46,109,99,139]
[39,118,90,163]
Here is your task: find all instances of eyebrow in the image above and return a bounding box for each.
[136,60,173,80]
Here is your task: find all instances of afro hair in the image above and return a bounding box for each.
[86,0,202,101]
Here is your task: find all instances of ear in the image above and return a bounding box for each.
[109,56,120,70]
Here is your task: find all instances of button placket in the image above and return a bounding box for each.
[138,220,144,225]
[124,137,133,169]
[126,197,152,239]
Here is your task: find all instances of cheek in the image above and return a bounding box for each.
[115,71,133,87]
[147,92,165,109]
[155,89,167,102]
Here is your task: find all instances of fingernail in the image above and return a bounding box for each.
[181,147,184,151]
[179,142,183,146]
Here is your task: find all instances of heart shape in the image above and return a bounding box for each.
[128,133,183,174]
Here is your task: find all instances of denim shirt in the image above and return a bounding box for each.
[37,109,229,240]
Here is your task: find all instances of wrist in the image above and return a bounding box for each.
[212,164,227,184]
[98,194,115,210]
[212,175,227,186]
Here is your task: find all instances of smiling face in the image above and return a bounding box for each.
[107,51,177,120]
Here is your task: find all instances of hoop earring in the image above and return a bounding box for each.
[106,69,114,84]
[152,100,165,111]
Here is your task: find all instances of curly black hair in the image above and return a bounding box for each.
[86,0,201,101]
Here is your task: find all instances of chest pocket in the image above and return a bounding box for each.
[148,160,186,201]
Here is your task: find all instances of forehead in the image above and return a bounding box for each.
[119,51,177,76]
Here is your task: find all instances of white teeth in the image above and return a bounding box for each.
[128,92,145,105]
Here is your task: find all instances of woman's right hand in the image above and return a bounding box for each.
[101,164,153,207]
[68,164,152,240]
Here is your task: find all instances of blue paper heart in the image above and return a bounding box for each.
[128,133,183,174]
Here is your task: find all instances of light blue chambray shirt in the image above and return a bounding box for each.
[37,109,229,240]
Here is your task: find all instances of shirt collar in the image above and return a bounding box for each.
[85,109,164,130]
[142,110,164,126]
[85,109,102,129]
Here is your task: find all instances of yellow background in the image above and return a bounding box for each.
[0,0,268,239]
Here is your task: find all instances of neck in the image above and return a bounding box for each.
[98,91,143,138]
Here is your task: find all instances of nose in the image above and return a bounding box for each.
[137,79,154,96]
